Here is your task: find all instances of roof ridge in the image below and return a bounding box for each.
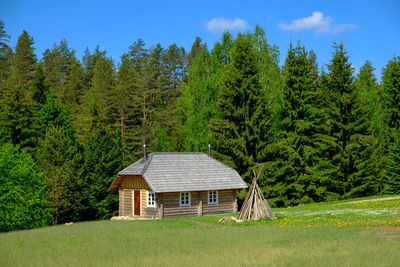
[141,153,154,174]
[117,158,143,174]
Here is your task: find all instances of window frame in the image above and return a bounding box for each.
[180,192,191,207]
[147,191,156,207]
[208,190,218,205]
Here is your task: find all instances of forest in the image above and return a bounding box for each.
[0,20,399,232]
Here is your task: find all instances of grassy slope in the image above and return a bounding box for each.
[1,195,400,266]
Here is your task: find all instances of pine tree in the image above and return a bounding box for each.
[9,30,37,91]
[42,39,77,94]
[82,53,115,132]
[0,20,12,88]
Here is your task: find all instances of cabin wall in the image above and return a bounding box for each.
[117,175,238,218]
[118,175,152,217]
[162,192,199,218]
[119,189,133,216]
[202,189,237,215]
[160,189,237,218]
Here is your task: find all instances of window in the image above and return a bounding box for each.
[147,191,155,207]
[180,192,191,207]
[208,191,218,205]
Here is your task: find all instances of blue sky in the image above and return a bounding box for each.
[1,0,399,81]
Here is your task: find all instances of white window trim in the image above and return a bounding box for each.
[180,192,191,207]
[147,191,156,207]
[208,190,218,205]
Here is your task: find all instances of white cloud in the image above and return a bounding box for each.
[205,18,248,33]
[278,12,356,34]
[333,24,357,34]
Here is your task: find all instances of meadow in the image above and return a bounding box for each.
[1,195,400,266]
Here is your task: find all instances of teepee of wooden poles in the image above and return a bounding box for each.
[237,166,274,220]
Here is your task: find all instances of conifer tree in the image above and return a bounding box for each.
[80,128,123,220]
[326,43,379,197]
[0,20,12,88]
[9,30,37,91]
[187,37,204,68]
[82,53,115,132]
[31,64,49,105]
[384,130,400,194]
[36,126,82,224]
[209,33,272,178]
[381,56,400,192]
[265,44,328,206]
[382,56,400,130]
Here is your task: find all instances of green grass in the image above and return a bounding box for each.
[1,195,400,266]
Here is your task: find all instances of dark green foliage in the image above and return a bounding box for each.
[0,84,39,150]
[265,44,331,206]
[209,33,272,178]
[1,25,400,231]
[326,43,379,198]
[187,37,204,68]
[36,126,82,224]
[9,30,37,90]
[82,52,115,131]
[37,94,74,139]
[0,143,50,232]
[32,64,50,105]
[384,131,400,193]
[382,56,400,130]
[42,39,77,94]
[80,129,123,220]
[0,20,12,87]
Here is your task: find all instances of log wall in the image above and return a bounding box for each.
[161,190,237,218]
[119,189,133,216]
[120,175,150,190]
[117,175,238,218]
[118,175,153,217]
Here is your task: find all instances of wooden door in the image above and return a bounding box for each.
[134,190,141,216]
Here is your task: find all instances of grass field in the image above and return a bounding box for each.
[1,195,400,266]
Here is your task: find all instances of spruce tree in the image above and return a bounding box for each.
[80,128,123,220]
[31,63,49,105]
[382,56,400,192]
[382,56,400,130]
[266,44,329,206]
[187,37,204,68]
[209,33,272,179]
[326,43,379,197]
[384,130,400,194]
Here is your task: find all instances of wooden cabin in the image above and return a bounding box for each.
[108,152,247,218]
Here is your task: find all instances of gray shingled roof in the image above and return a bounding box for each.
[109,152,247,193]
